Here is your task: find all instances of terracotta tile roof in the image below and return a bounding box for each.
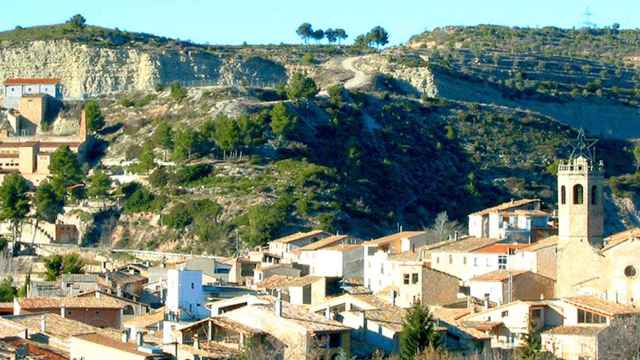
[563,296,640,316]
[2,313,120,340]
[281,275,325,288]
[601,228,640,252]
[543,325,606,336]
[1,337,69,360]
[469,199,540,216]
[429,236,499,253]
[469,270,530,282]
[19,297,124,309]
[473,243,530,254]
[256,274,296,290]
[179,317,264,335]
[178,342,238,358]
[72,333,151,357]
[271,230,330,244]
[295,235,352,251]
[4,78,60,85]
[388,251,421,262]
[522,236,559,252]
[430,306,491,340]
[321,244,363,253]
[223,301,351,333]
[362,231,426,247]
[500,209,550,217]
[123,307,165,328]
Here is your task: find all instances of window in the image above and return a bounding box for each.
[463,257,467,265]
[501,310,508,317]
[436,257,440,264]
[561,185,566,205]
[191,282,194,289]
[573,184,584,205]
[591,185,597,205]
[498,255,507,270]
[473,257,478,267]
[412,273,419,284]
[578,309,606,324]
[403,274,410,285]
[449,254,453,264]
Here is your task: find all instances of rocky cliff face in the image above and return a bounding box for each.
[0,40,287,98]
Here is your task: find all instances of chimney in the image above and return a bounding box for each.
[483,294,490,310]
[96,291,101,299]
[101,261,107,273]
[40,315,46,333]
[79,109,87,140]
[122,329,130,343]
[193,334,200,350]
[116,285,123,298]
[60,306,66,318]
[454,231,459,241]
[136,332,144,347]
[274,290,283,317]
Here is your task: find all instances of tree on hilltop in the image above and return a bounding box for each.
[369,26,389,48]
[335,29,348,44]
[67,14,87,29]
[311,29,325,44]
[296,23,314,44]
[325,28,348,45]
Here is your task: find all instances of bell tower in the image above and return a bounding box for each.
[556,130,605,297]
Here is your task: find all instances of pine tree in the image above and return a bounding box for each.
[0,174,31,242]
[399,304,441,360]
[518,321,544,360]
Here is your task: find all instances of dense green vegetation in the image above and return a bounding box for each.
[43,253,85,281]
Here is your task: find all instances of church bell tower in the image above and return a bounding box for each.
[556,130,604,297]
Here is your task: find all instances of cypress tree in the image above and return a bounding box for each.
[399,304,441,360]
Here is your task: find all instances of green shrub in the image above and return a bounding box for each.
[122,183,160,213]
[170,82,187,102]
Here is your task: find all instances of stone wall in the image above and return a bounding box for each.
[0,41,288,98]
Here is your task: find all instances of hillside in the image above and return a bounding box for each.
[407,25,640,138]
[2,22,640,254]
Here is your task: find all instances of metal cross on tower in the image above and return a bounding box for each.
[569,129,598,161]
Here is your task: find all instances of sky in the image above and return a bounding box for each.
[1,0,639,45]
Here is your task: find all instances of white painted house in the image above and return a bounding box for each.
[163,269,209,344]
[2,78,62,109]
[362,231,428,293]
[468,199,552,243]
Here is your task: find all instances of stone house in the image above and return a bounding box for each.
[253,263,302,284]
[311,293,405,357]
[13,297,125,329]
[0,313,123,353]
[98,270,149,301]
[467,270,555,305]
[171,316,279,360]
[221,295,352,360]
[267,230,331,259]
[76,290,150,318]
[274,276,341,306]
[459,300,562,350]
[363,231,428,293]
[541,296,640,360]
[374,252,461,308]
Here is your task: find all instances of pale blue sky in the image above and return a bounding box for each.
[1,0,638,45]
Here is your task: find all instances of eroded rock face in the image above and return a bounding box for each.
[0,40,288,98]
